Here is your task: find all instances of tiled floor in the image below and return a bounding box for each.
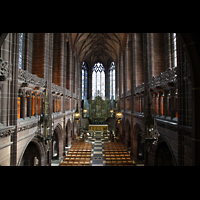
[90,139,106,166]
[53,131,138,166]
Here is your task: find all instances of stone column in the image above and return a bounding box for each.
[32,91,37,116]
[169,87,174,119]
[163,89,168,117]
[1,81,8,125]
[27,90,32,118]
[19,88,26,119]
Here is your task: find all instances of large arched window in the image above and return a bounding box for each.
[173,33,177,68]
[92,62,105,100]
[110,62,115,100]
[19,33,23,69]
[82,62,87,100]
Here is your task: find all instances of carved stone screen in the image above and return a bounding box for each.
[88,96,109,123]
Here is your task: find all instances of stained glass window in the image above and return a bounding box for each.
[85,70,87,98]
[92,62,105,100]
[82,62,88,100]
[110,62,115,100]
[173,33,177,68]
[19,33,23,69]
[82,69,84,99]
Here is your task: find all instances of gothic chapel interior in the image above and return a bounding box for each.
[0,33,200,166]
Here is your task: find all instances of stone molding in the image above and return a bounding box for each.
[133,67,177,94]
[149,67,177,89]
[0,126,15,138]
[18,68,46,88]
[18,68,67,97]
[17,122,38,133]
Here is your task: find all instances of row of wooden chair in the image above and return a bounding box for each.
[60,142,92,166]
[105,160,135,166]
[104,142,135,166]
[60,160,91,166]
[65,154,91,158]
[104,143,127,151]
[67,150,91,154]
[72,142,92,147]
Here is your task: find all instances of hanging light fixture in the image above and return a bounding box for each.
[116,111,123,124]
[140,84,160,151]
[115,100,123,124]
[83,107,87,115]
[37,81,52,143]
[115,89,123,123]
[83,98,88,115]
[74,102,80,123]
[110,96,114,117]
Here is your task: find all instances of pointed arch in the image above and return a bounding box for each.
[53,123,63,159]
[131,123,143,160]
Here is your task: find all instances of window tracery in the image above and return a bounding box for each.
[110,62,115,100]
[82,62,87,100]
[19,33,23,69]
[92,62,105,100]
[173,33,177,68]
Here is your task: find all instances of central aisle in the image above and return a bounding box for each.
[59,130,136,166]
[90,139,105,166]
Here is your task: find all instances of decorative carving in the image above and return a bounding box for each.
[17,123,38,133]
[0,126,15,138]
[52,83,63,95]
[18,88,26,97]
[134,83,144,94]
[18,68,65,96]
[149,67,177,89]
[88,96,109,122]
[18,68,46,88]
[134,68,177,95]
[126,89,131,97]
[0,57,9,81]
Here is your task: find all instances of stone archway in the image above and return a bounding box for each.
[20,141,41,166]
[52,124,63,159]
[131,123,144,160]
[155,142,175,166]
[19,137,46,166]
[65,119,72,147]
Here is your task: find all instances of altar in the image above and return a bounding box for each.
[88,124,108,131]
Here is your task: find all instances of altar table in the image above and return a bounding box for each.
[88,124,108,131]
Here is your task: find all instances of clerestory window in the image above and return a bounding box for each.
[173,33,177,68]
[82,62,88,100]
[92,62,105,100]
[110,62,115,100]
[19,33,23,69]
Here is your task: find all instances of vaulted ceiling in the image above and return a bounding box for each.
[70,33,128,68]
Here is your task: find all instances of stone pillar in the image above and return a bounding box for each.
[170,88,174,119]
[159,91,164,116]
[19,89,26,119]
[32,91,37,116]
[1,81,8,125]
[163,89,168,117]
[27,90,32,118]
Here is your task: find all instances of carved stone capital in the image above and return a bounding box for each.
[0,57,9,80]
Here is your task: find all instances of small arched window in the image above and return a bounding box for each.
[19,33,23,69]
[82,62,87,100]
[110,62,115,100]
[173,33,177,68]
